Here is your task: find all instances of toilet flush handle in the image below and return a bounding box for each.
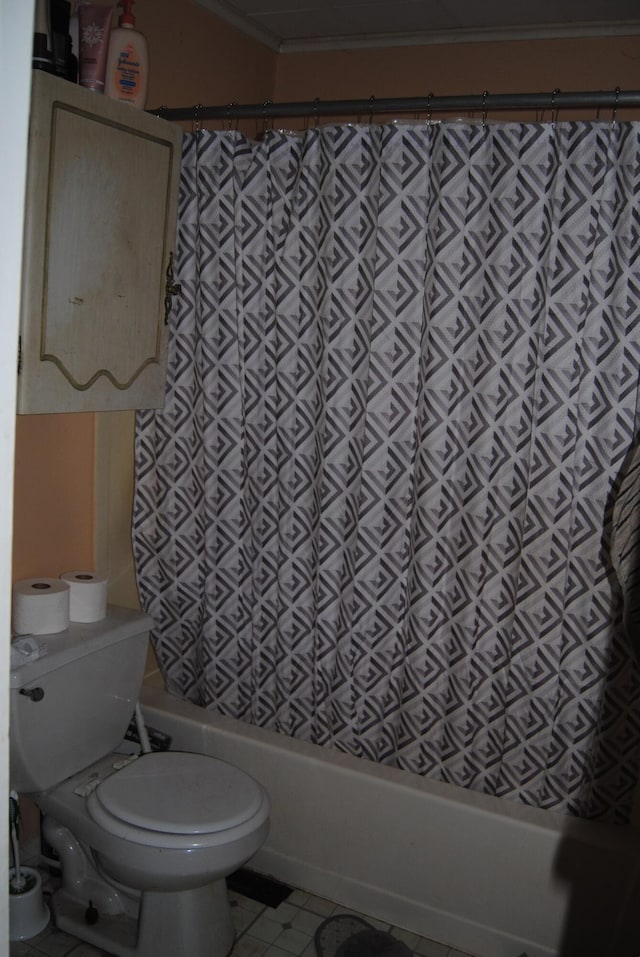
[19,687,44,702]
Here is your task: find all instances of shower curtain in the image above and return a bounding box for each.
[133,119,640,821]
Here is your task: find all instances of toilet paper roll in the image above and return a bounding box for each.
[60,571,108,623]
[12,578,70,635]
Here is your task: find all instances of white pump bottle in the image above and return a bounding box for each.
[105,0,148,108]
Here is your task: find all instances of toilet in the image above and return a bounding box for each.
[10,606,270,957]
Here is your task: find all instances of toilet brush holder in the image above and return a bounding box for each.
[9,866,50,940]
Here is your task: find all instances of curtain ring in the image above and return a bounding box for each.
[226,102,236,131]
[482,90,489,127]
[612,86,621,126]
[551,88,560,127]
[193,103,203,135]
[313,97,320,128]
[369,95,376,125]
[426,92,433,126]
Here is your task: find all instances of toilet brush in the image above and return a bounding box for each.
[9,791,37,895]
[8,790,50,941]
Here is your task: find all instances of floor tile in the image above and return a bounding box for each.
[232,900,264,935]
[414,938,451,957]
[288,890,311,907]
[264,901,301,924]
[68,945,107,957]
[10,873,480,957]
[29,929,78,957]
[391,926,420,949]
[230,891,268,913]
[233,936,270,957]
[273,926,311,954]
[16,931,51,953]
[334,907,391,932]
[300,894,337,917]
[249,915,285,944]
[290,908,324,936]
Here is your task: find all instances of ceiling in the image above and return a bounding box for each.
[194,0,640,52]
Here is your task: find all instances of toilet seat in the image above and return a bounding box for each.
[86,751,268,848]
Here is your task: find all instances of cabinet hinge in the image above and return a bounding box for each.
[164,252,182,325]
[17,335,22,375]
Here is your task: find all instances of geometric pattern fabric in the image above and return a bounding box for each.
[133,121,640,822]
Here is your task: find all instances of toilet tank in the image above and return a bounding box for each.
[10,606,152,793]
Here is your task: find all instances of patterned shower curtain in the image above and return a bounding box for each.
[133,120,640,821]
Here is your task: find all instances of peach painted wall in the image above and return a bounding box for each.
[275,35,640,122]
[11,0,277,586]
[13,415,95,581]
[13,13,640,591]
[136,0,276,113]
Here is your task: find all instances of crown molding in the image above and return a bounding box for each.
[192,3,640,55]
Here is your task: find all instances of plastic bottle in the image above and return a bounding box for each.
[68,11,79,80]
[78,3,113,93]
[32,0,55,73]
[104,0,148,108]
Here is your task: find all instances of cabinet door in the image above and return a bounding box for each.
[18,72,182,413]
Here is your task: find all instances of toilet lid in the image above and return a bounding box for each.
[93,752,265,835]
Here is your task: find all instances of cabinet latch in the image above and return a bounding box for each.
[164,253,182,325]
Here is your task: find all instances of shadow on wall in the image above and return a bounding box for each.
[555,441,640,953]
[553,816,640,956]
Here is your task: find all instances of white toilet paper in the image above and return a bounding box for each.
[60,571,108,622]
[12,578,70,635]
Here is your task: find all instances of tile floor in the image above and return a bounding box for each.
[9,879,476,957]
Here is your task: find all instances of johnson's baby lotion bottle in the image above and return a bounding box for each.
[105,0,148,108]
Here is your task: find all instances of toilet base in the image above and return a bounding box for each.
[52,889,137,955]
[51,879,235,957]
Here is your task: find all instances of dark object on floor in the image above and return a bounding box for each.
[226,868,292,908]
[84,900,99,925]
[315,914,413,957]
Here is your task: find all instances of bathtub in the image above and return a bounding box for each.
[140,684,640,957]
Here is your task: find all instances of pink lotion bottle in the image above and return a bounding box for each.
[104,0,148,108]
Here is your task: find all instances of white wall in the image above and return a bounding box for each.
[0,2,34,953]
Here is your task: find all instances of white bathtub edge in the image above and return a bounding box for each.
[253,845,556,957]
[140,685,640,957]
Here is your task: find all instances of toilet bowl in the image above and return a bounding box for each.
[41,749,270,887]
[10,608,271,957]
[40,750,270,957]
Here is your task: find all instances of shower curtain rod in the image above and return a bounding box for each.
[149,87,640,123]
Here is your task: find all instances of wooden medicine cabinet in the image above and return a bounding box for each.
[18,71,182,413]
